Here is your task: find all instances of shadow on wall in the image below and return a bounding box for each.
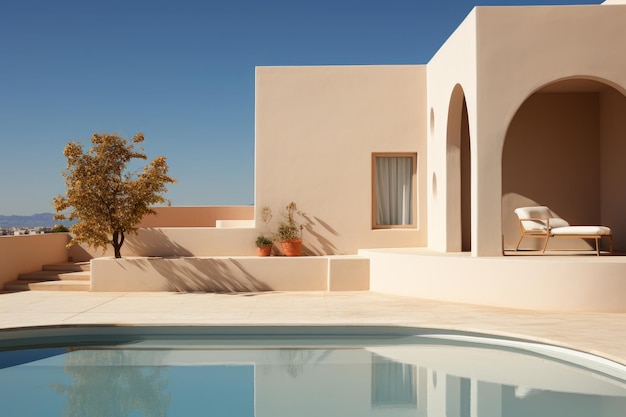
[299,211,343,256]
[61,229,193,260]
[126,229,194,257]
[67,241,98,262]
[127,257,271,292]
[502,88,625,253]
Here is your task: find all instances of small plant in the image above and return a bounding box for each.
[276,202,304,256]
[277,202,302,242]
[256,235,273,247]
[277,222,302,241]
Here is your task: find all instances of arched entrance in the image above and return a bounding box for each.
[446,84,471,252]
[502,77,626,252]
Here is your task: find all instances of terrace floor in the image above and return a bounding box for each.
[1,290,625,366]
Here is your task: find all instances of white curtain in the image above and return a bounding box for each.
[375,156,413,226]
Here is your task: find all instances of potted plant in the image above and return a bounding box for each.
[255,235,274,256]
[256,205,274,256]
[277,202,303,256]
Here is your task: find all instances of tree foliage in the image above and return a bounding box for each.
[49,224,70,233]
[54,132,176,258]
[53,349,171,417]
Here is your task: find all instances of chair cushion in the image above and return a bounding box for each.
[515,206,551,219]
[514,206,569,231]
[546,218,570,229]
[551,226,612,236]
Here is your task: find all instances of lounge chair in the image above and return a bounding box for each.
[514,206,613,256]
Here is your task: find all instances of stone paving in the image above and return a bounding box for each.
[1,290,625,366]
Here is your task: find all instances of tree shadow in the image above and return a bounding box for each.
[67,242,98,262]
[131,257,271,293]
[125,228,194,257]
[299,212,343,256]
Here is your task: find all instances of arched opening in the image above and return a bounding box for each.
[446,85,471,252]
[502,77,626,253]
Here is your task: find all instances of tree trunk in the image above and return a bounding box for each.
[112,230,125,259]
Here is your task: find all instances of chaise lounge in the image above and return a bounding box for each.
[514,206,613,256]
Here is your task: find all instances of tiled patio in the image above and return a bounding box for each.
[1,290,625,367]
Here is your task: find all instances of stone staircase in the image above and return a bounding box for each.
[3,262,91,292]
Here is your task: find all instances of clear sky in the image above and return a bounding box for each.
[0,0,601,215]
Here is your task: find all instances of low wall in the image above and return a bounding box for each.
[91,256,370,292]
[70,227,260,259]
[362,248,626,312]
[125,227,259,257]
[138,206,254,227]
[0,233,70,287]
[67,205,259,259]
[216,220,255,228]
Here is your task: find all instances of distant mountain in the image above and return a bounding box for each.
[0,213,59,228]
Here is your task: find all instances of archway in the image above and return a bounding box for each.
[502,77,626,252]
[446,84,471,252]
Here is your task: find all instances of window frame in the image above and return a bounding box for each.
[371,152,418,229]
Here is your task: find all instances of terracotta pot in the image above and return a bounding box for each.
[257,245,272,256]
[280,239,302,256]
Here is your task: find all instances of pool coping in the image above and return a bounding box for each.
[1,290,625,366]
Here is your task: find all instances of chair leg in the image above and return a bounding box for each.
[541,235,550,253]
[514,235,524,251]
[595,237,600,256]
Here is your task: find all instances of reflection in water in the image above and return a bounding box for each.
[371,354,417,407]
[54,349,171,417]
[1,335,625,417]
[265,349,332,378]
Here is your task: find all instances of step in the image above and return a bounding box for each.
[0,289,24,294]
[43,262,91,272]
[4,280,90,292]
[62,271,91,281]
[30,280,90,291]
[17,270,91,282]
[4,261,91,293]
[3,280,40,291]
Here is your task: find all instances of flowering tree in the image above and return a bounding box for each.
[54,132,176,258]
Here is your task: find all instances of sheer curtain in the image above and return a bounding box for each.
[375,156,413,226]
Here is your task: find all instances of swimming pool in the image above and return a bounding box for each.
[0,326,624,417]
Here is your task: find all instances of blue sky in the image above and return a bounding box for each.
[0,0,601,215]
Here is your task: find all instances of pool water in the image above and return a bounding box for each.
[0,326,624,417]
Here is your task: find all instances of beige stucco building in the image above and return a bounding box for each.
[257,2,626,258]
[255,64,427,255]
[243,1,626,312]
[4,1,626,312]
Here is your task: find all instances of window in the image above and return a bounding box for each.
[372,153,417,228]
